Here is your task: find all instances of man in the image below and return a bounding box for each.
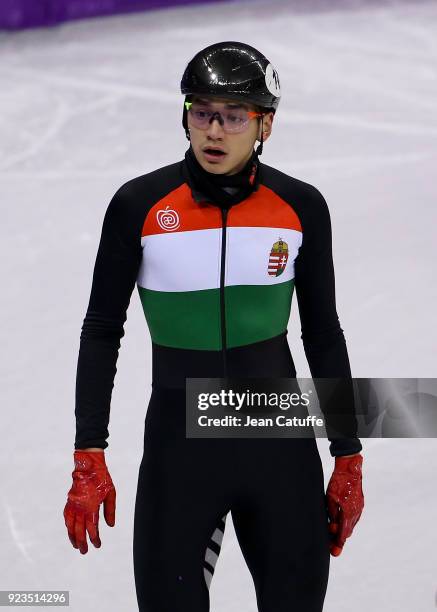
[64,41,364,611]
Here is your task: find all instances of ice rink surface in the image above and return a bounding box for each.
[1,0,437,609]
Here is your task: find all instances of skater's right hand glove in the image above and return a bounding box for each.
[63,450,116,554]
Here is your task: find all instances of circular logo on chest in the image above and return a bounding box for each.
[156,205,180,231]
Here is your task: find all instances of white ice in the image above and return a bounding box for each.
[1,0,437,610]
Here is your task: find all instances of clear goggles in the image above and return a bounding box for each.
[185,100,265,134]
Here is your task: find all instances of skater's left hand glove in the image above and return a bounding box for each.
[326,453,364,557]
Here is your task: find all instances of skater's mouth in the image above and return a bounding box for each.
[202,146,227,161]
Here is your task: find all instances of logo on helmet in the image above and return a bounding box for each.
[265,63,281,97]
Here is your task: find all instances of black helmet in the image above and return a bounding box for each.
[181,41,281,112]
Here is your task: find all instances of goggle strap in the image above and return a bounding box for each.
[247,111,265,119]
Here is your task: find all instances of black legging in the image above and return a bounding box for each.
[133,387,330,611]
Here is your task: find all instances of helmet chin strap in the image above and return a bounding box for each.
[255,115,264,157]
[183,101,191,140]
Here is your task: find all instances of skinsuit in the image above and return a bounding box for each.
[71,41,363,611]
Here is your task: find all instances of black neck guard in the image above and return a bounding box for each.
[183,145,260,209]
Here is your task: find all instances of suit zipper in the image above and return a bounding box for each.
[220,207,228,379]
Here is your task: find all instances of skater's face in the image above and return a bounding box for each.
[187,95,274,175]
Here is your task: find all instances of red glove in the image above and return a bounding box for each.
[326,453,364,557]
[63,450,116,555]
